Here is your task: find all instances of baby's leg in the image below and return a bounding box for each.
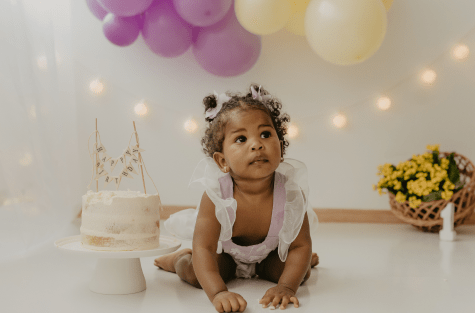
[154,249,237,288]
[255,249,312,285]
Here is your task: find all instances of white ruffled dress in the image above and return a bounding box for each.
[164,157,318,277]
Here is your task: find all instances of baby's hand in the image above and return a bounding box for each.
[212,290,247,312]
[259,285,299,310]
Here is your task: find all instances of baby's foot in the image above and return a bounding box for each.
[311,253,319,268]
[154,248,192,273]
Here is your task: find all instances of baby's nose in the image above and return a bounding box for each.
[251,143,263,150]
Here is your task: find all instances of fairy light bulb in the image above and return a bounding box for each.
[37,55,47,70]
[184,118,198,133]
[377,96,391,111]
[28,105,36,120]
[134,100,149,116]
[421,69,437,85]
[332,113,347,128]
[19,153,33,166]
[452,44,469,61]
[287,124,299,139]
[89,79,104,95]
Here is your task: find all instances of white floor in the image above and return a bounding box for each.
[2,220,475,313]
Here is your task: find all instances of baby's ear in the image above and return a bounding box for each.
[213,152,228,173]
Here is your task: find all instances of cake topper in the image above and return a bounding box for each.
[87,119,157,193]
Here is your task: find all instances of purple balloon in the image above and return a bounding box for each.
[173,0,232,27]
[86,0,108,20]
[193,8,261,77]
[97,0,153,17]
[142,0,193,58]
[103,13,141,46]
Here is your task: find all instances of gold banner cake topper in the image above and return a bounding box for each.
[87,119,158,194]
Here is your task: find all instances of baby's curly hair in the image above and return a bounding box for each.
[201,84,290,158]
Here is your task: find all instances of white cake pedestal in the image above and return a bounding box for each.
[55,235,181,295]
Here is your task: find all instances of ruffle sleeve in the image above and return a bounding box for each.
[276,158,318,262]
[187,157,237,242]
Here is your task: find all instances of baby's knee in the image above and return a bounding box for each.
[175,255,201,288]
[300,268,311,285]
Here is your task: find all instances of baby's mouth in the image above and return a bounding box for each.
[250,158,268,165]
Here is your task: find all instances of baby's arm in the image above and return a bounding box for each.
[192,192,246,312]
[260,213,312,309]
[278,213,312,290]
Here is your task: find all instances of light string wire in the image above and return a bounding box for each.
[74,59,196,117]
[77,21,475,135]
[296,21,475,127]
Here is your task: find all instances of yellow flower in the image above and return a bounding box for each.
[395,191,406,203]
[394,180,402,190]
[441,190,453,200]
[426,144,440,152]
[443,181,455,191]
[409,198,422,208]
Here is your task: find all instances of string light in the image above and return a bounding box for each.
[28,105,36,120]
[84,25,472,134]
[134,100,149,117]
[184,118,198,133]
[421,69,437,86]
[19,153,33,166]
[287,123,299,139]
[37,55,47,70]
[452,44,469,61]
[89,79,104,95]
[377,96,391,111]
[332,113,347,128]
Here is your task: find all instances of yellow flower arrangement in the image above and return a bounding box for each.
[373,144,464,209]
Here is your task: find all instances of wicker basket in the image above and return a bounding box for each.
[388,152,475,232]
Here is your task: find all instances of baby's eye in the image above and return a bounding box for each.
[235,136,246,143]
[261,131,271,138]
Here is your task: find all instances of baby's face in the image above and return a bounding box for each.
[221,109,281,180]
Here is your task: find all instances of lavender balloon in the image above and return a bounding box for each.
[103,13,141,46]
[193,8,261,77]
[142,0,193,58]
[85,0,108,20]
[97,0,153,17]
[173,0,232,27]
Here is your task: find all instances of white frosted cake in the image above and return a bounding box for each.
[80,190,161,251]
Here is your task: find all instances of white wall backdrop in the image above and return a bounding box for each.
[72,0,475,211]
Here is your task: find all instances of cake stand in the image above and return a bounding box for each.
[55,235,181,295]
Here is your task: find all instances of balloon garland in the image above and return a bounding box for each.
[86,0,393,76]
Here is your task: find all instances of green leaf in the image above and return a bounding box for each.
[422,190,442,202]
[432,150,439,165]
[447,153,460,184]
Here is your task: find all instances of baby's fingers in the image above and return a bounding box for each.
[280,296,290,310]
[216,299,232,312]
[271,296,283,310]
[290,296,299,308]
[236,295,247,312]
[259,296,272,308]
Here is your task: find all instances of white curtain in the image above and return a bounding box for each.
[0,0,79,261]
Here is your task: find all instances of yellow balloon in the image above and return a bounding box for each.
[235,0,291,35]
[305,0,387,65]
[285,0,311,36]
[381,0,393,11]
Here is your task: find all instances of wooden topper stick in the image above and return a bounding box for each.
[95,118,98,192]
[133,121,146,194]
